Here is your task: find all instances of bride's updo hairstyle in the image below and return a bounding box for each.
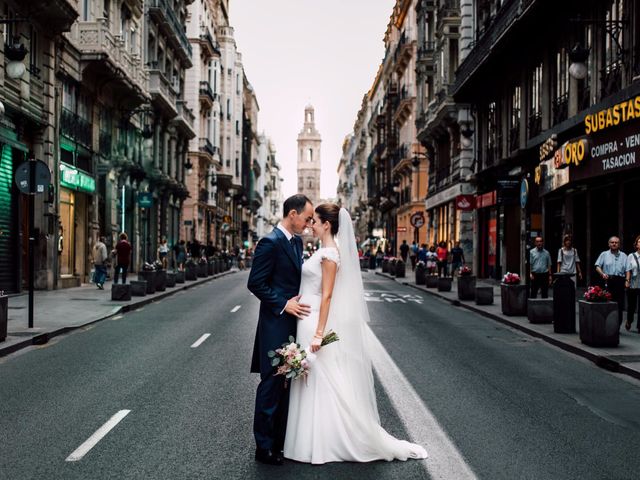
[315,203,340,235]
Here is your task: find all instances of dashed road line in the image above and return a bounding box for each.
[65,410,131,462]
[191,333,211,348]
[231,305,241,313]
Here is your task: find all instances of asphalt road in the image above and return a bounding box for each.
[1,271,640,480]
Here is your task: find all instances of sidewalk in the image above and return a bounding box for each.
[374,269,640,381]
[1,269,237,357]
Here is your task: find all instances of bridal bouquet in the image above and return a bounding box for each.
[268,331,339,384]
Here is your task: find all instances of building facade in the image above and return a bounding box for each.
[453,0,640,282]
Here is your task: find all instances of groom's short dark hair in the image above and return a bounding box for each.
[283,194,311,217]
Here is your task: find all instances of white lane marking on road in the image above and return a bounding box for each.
[368,326,478,480]
[231,305,241,313]
[191,333,211,348]
[65,410,131,462]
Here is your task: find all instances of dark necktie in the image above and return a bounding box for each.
[290,237,299,262]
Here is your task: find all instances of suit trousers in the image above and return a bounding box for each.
[531,272,549,298]
[628,289,640,329]
[607,276,625,326]
[254,372,290,451]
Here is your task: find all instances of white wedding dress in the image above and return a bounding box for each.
[283,210,428,464]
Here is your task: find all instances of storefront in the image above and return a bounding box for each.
[0,136,27,293]
[536,95,640,285]
[59,162,96,286]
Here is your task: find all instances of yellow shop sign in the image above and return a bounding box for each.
[585,95,640,135]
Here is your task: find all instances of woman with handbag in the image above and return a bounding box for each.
[625,235,640,332]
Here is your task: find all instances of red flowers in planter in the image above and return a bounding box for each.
[502,272,521,285]
[584,286,612,302]
[459,265,472,276]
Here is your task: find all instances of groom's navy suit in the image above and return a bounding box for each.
[248,227,303,451]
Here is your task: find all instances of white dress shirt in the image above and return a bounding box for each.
[277,223,293,241]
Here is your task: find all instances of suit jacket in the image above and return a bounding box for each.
[247,228,303,378]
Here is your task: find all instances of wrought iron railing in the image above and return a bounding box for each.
[600,61,623,100]
[61,108,92,148]
[509,124,520,152]
[552,93,568,125]
[528,111,542,139]
[147,0,192,60]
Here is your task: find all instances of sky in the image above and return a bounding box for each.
[230,0,395,199]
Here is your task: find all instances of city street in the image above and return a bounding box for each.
[2,271,640,479]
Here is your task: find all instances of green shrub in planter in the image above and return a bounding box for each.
[415,262,427,285]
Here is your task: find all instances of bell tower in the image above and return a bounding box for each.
[297,105,322,206]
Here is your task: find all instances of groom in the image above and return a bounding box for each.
[247,194,314,465]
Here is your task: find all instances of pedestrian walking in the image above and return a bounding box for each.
[450,241,465,277]
[375,246,384,269]
[426,245,437,275]
[239,247,247,270]
[418,244,428,264]
[529,236,552,298]
[436,241,448,277]
[92,236,108,289]
[557,234,582,282]
[400,240,409,264]
[595,236,627,327]
[113,232,132,284]
[409,241,418,271]
[158,237,169,269]
[625,235,640,332]
[175,240,187,270]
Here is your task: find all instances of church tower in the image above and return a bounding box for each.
[297,105,322,206]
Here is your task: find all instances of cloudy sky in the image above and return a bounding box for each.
[230,0,395,199]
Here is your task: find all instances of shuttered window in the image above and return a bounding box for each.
[0,144,17,292]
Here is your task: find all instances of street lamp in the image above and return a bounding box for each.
[568,43,590,80]
[184,159,193,176]
[5,37,27,79]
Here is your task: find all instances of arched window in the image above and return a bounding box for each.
[307,148,313,162]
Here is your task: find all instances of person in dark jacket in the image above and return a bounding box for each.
[114,232,132,284]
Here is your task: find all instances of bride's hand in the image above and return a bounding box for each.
[310,336,322,353]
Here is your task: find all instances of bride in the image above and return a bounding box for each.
[283,203,428,464]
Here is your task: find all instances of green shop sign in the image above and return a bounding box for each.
[60,163,96,193]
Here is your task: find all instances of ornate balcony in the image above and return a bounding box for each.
[199,27,221,58]
[28,0,79,33]
[393,32,416,74]
[61,108,92,149]
[173,100,196,138]
[68,19,148,105]
[148,69,178,117]
[199,80,216,109]
[394,86,415,125]
[148,0,193,67]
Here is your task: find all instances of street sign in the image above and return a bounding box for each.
[410,212,425,228]
[397,226,407,233]
[520,179,529,209]
[455,195,476,211]
[221,222,230,232]
[138,192,153,208]
[14,160,51,195]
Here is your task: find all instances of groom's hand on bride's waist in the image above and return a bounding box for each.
[284,295,311,318]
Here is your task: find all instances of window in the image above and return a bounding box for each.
[103,0,111,25]
[486,101,499,167]
[63,81,77,112]
[235,120,240,136]
[307,148,313,162]
[29,27,40,78]
[510,86,521,151]
[528,63,543,138]
[553,48,569,125]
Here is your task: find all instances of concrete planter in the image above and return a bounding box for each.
[360,258,368,271]
[154,270,167,292]
[426,275,439,288]
[0,294,7,342]
[388,261,397,276]
[475,287,494,305]
[130,280,147,297]
[382,259,389,273]
[527,298,553,324]
[457,276,476,301]
[501,284,527,316]
[166,272,176,288]
[111,284,132,301]
[197,263,208,277]
[579,300,619,347]
[138,271,157,294]
[175,270,185,284]
[437,277,453,292]
[208,261,215,275]
[185,263,197,280]
[395,260,405,278]
[415,265,427,285]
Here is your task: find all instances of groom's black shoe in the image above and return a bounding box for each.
[255,448,283,466]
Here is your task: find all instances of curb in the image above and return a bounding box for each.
[0,270,237,358]
[374,271,640,382]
